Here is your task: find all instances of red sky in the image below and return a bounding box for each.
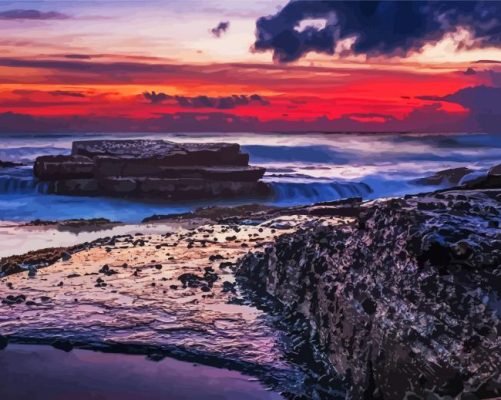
[0,1,500,133]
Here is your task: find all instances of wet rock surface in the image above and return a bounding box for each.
[238,189,501,399]
[415,167,473,185]
[0,216,339,398]
[34,140,270,200]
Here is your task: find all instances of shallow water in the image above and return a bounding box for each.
[0,222,193,258]
[0,131,499,222]
[0,344,283,400]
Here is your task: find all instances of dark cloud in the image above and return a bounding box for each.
[210,21,230,38]
[473,60,501,64]
[488,70,501,87]
[63,54,93,60]
[442,85,501,113]
[10,89,85,98]
[0,9,69,20]
[49,90,86,98]
[418,85,501,132]
[0,57,172,74]
[143,91,168,104]
[142,92,268,108]
[345,112,397,121]
[253,1,501,62]
[464,67,476,75]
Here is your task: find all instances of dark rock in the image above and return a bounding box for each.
[0,335,8,349]
[237,188,501,399]
[99,264,118,276]
[35,139,271,201]
[415,167,473,186]
[0,160,23,168]
[178,273,204,288]
[34,155,94,180]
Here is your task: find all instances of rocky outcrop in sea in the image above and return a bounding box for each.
[34,140,270,200]
[237,187,501,399]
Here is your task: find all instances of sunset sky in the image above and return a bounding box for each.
[0,0,500,133]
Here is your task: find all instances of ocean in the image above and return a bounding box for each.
[0,132,499,223]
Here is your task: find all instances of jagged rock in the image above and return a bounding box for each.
[415,167,473,185]
[489,163,501,176]
[237,189,501,400]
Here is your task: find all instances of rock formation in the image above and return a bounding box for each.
[34,140,270,200]
[238,188,501,399]
[0,160,23,168]
[415,164,501,189]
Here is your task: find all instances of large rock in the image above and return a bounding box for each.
[34,140,270,201]
[238,190,501,399]
[34,155,94,180]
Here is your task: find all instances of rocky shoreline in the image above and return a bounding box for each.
[238,187,501,399]
[1,163,500,399]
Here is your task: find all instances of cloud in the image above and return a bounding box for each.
[474,60,501,64]
[0,101,474,135]
[143,91,168,104]
[0,9,69,20]
[210,21,230,38]
[49,90,86,98]
[418,85,501,132]
[253,0,501,62]
[463,67,476,75]
[63,54,93,60]
[142,92,268,108]
[442,85,501,113]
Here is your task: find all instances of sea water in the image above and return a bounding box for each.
[0,132,499,223]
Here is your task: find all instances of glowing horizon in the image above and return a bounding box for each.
[0,0,500,133]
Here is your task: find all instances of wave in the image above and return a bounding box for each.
[243,144,351,164]
[0,147,69,163]
[270,181,372,205]
[0,176,48,195]
[0,168,49,194]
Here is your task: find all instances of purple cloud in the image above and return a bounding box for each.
[143,92,269,108]
[210,21,230,38]
[253,1,501,62]
[0,9,69,20]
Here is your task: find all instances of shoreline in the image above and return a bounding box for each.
[0,184,500,398]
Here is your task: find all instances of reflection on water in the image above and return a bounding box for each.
[0,223,186,258]
[0,344,283,400]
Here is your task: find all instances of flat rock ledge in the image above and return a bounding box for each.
[237,188,501,400]
[34,140,271,200]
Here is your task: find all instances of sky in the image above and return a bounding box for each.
[0,0,500,133]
